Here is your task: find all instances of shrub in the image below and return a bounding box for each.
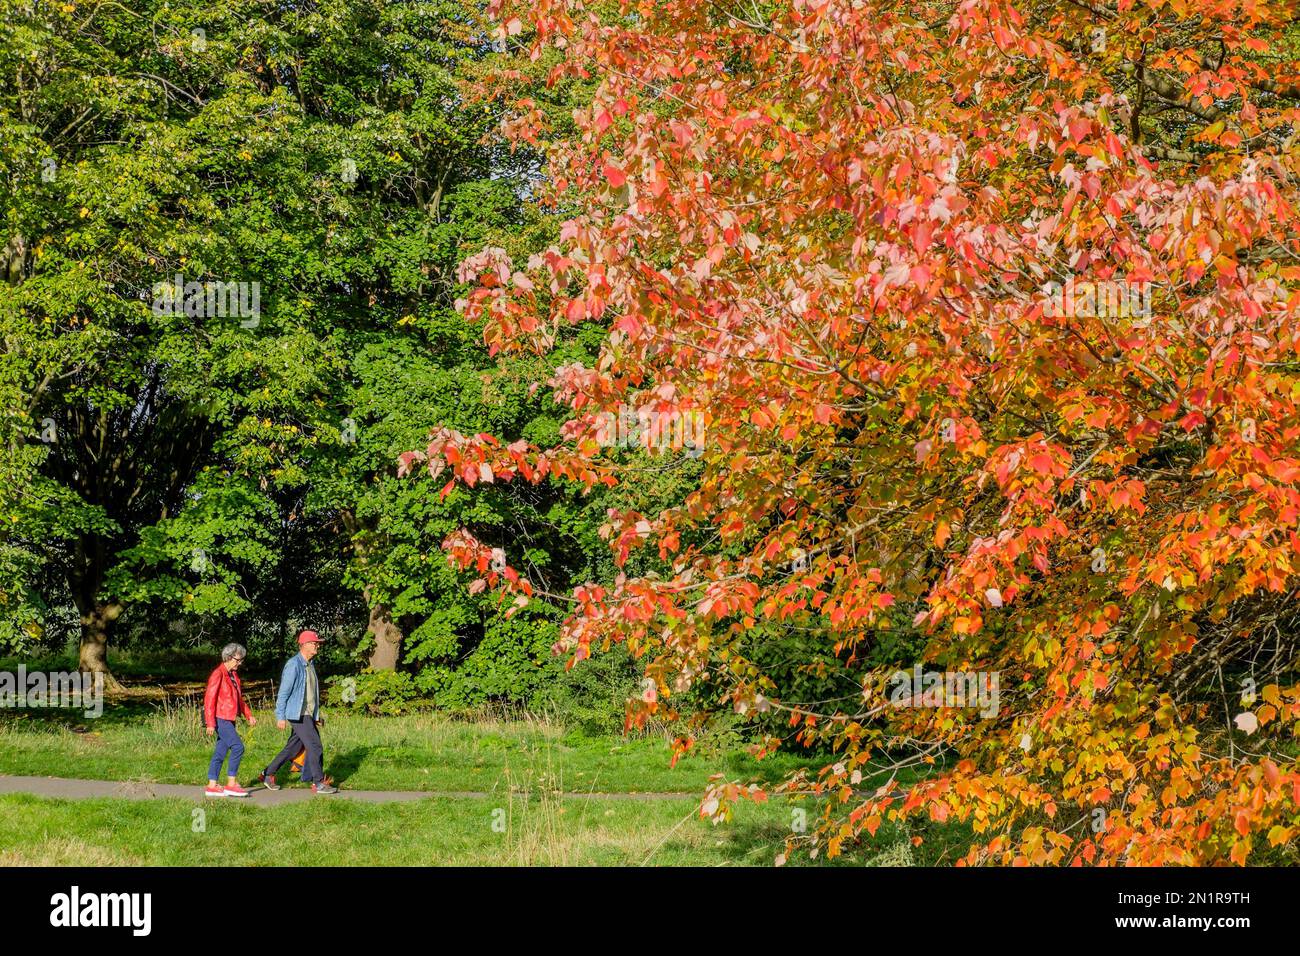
[328,669,422,716]
[529,643,641,737]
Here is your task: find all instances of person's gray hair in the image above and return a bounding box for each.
[220,643,247,662]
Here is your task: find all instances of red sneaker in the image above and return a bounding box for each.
[204,784,226,798]
[223,784,250,798]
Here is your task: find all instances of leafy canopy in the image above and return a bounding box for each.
[428,0,1300,865]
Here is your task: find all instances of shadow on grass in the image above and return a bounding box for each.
[710,814,976,867]
[326,746,373,787]
[0,702,160,732]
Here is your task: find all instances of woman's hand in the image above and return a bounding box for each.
[247,715,258,727]
[206,726,215,736]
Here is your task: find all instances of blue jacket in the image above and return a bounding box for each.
[274,653,321,723]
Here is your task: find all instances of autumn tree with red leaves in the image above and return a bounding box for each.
[403,0,1300,865]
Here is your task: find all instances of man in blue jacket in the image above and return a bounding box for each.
[257,630,337,794]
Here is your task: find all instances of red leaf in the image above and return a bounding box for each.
[602,162,627,188]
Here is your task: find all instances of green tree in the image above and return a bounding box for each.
[1,0,347,678]
[0,0,605,693]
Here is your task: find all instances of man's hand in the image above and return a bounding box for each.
[247,715,258,727]
[316,718,324,727]
[206,726,215,736]
[277,719,287,730]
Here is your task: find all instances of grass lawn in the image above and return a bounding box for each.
[0,789,906,866]
[0,650,972,866]
[0,694,952,865]
[0,700,818,795]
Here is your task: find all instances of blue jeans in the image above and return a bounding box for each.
[208,719,244,780]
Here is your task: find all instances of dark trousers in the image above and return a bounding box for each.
[265,716,323,783]
[208,719,244,780]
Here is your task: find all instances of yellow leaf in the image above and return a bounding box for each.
[1201,120,1225,141]
[1230,838,1250,865]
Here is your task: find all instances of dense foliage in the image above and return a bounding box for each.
[0,0,647,708]
[6,0,1300,865]
[435,0,1300,864]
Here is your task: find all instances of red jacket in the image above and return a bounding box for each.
[204,664,252,728]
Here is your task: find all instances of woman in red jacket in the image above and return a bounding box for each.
[204,643,257,797]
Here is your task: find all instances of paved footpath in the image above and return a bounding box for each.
[0,774,697,805]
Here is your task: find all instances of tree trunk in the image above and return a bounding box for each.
[76,600,125,692]
[365,597,404,671]
[4,233,28,286]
